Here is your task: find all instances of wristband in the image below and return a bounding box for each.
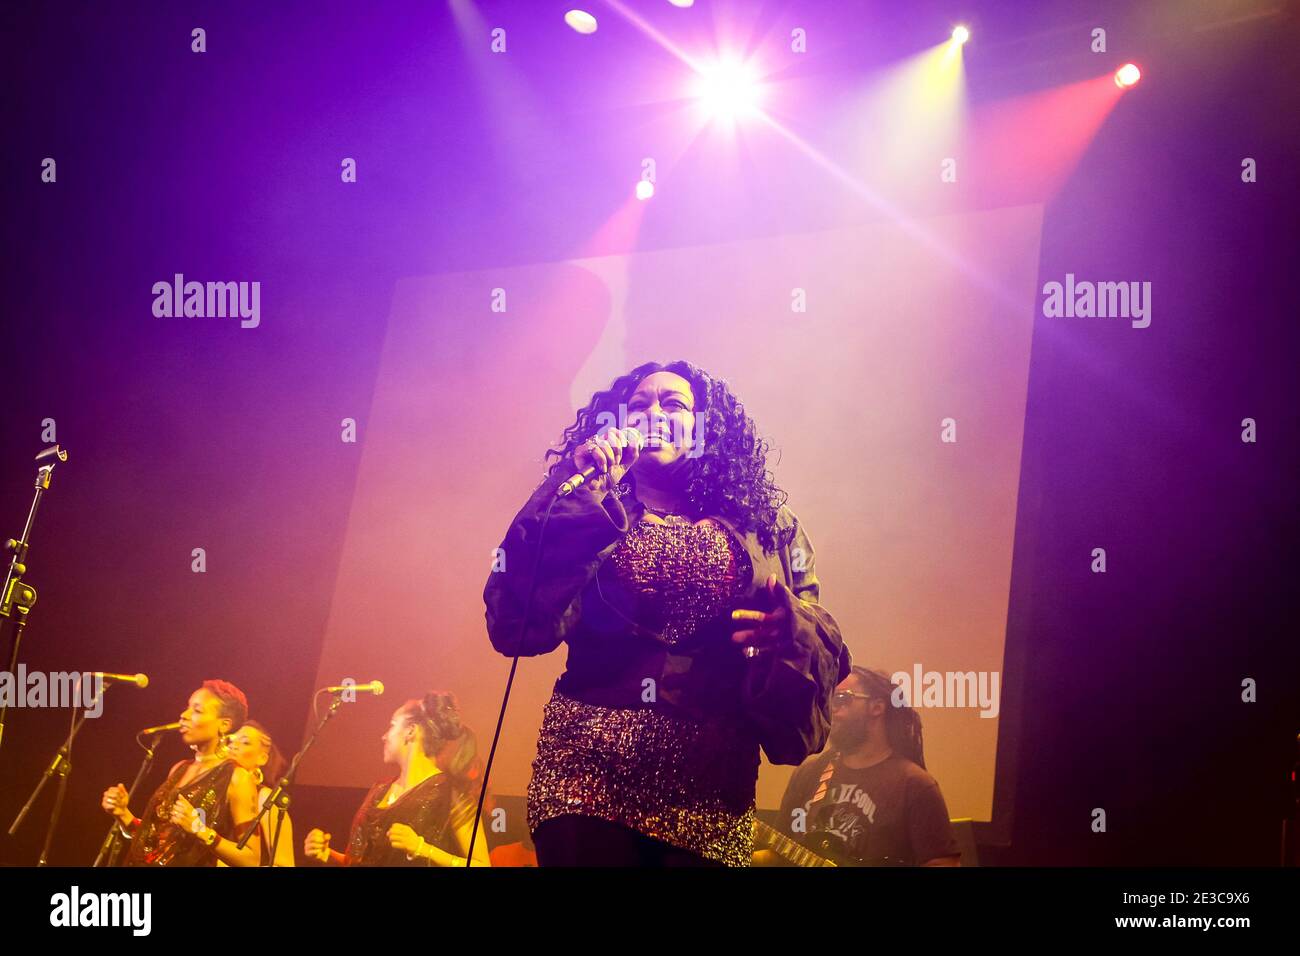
[197,826,219,847]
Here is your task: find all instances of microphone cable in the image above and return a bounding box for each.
[466,491,562,866]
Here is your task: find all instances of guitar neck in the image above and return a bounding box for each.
[754,820,837,868]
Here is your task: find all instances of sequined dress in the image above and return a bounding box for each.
[124,759,237,867]
[527,516,761,867]
[346,772,458,866]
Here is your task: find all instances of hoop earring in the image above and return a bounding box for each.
[251,767,264,786]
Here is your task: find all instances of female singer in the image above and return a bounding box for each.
[101,680,262,867]
[302,692,491,866]
[222,720,295,867]
[483,360,851,867]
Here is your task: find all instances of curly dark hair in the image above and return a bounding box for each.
[544,360,788,553]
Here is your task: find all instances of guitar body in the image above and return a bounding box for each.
[753,819,907,867]
[754,819,857,867]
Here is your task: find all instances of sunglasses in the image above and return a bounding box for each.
[831,691,876,705]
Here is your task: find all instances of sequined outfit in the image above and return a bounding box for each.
[528,517,761,867]
[124,760,237,867]
[346,773,458,866]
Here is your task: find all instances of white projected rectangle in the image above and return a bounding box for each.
[304,203,1044,823]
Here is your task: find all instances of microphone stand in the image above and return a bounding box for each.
[8,678,108,866]
[0,445,67,757]
[238,691,344,865]
[1283,734,1299,867]
[92,729,167,867]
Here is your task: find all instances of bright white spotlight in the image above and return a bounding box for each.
[564,10,598,34]
[694,60,762,120]
[1114,63,1141,88]
[667,0,696,8]
[635,179,655,201]
[951,25,970,45]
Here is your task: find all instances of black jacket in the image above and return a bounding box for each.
[483,467,852,765]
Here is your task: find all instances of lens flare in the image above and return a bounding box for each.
[1114,63,1141,88]
[563,10,598,34]
[694,59,762,120]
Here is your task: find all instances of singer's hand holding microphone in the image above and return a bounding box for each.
[562,426,645,496]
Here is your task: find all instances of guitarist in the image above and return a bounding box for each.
[754,667,960,867]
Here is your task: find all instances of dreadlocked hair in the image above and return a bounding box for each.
[396,691,489,830]
[544,360,789,554]
[853,666,927,770]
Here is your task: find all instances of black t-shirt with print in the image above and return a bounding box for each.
[777,753,960,866]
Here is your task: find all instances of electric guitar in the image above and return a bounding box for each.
[753,819,848,867]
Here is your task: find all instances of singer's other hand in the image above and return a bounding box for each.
[573,426,641,490]
[169,794,203,834]
[730,573,792,656]
[101,783,132,824]
[304,828,332,863]
[387,823,421,855]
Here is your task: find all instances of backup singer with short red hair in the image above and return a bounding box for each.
[101,679,262,867]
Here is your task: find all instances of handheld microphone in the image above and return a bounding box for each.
[322,680,385,696]
[557,427,645,497]
[92,672,149,688]
[138,721,182,735]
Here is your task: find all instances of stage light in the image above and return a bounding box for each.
[564,10,598,34]
[1114,63,1141,88]
[951,25,970,45]
[667,0,695,8]
[635,180,654,200]
[694,59,762,120]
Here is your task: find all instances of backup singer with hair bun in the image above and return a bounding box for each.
[484,360,852,867]
[302,692,491,867]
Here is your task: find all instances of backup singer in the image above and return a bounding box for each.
[222,720,295,867]
[484,360,851,867]
[101,680,262,867]
[302,692,491,866]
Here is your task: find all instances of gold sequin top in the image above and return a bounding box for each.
[124,760,237,867]
[528,515,761,866]
[607,515,753,646]
[346,774,457,867]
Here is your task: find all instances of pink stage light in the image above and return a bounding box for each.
[1115,63,1141,89]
